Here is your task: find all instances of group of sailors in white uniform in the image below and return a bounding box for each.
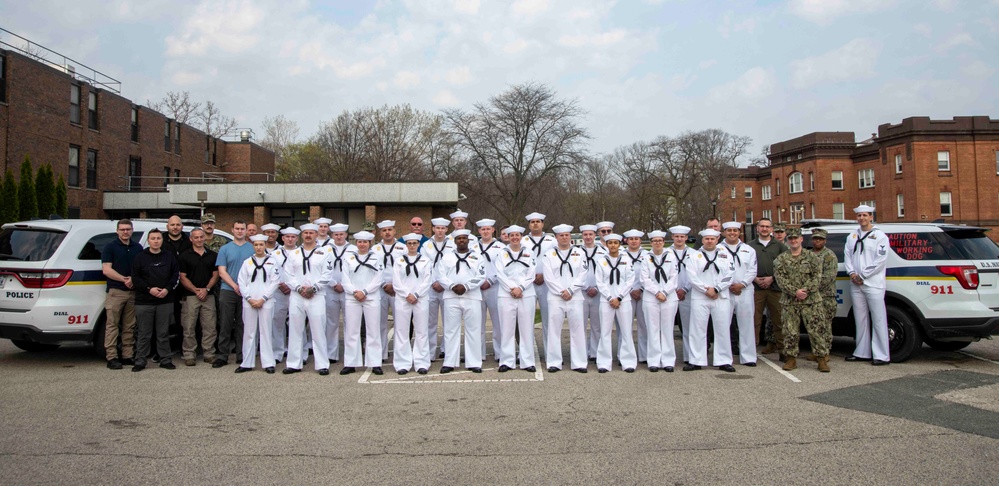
[231,211,761,376]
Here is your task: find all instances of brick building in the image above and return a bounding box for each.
[721,116,999,239]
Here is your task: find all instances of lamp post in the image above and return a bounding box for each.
[711,198,717,219]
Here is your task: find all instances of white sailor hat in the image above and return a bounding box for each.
[602,233,623,242]
[475,218,496,227]
[402,233,422,242]
[260,223,281,232]
[854,204,876,214]
[330,223,349,232]
[450,210,469,219]
[669,225,691,235]
[451,229,472,238]
[722,222,742,230]
[353,231,375,241]
[596,221,615,230]
[647,230,668,239]
[249,234,268,243]
[699,228,721,238]
[376,220,395,229]
[300,223,319,232]
[280,227,301,236]
[622,229,645,239]
[314,217,333,225]
[504,225,525,234]
[579,224,598,232]
[525,212,546,222]
[431,217,451,227]
[551,224,573,235]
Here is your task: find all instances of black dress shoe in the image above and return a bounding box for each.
[664,366,674,372]
[107,359,122,370]
[282,368,301,375]
[469,367,482,373]
[523,366,536,373]
[318,368,330,376]
[649,366,660,372]
[440,366,454,374]
[598,368,609,373]
[372,367,384,375]
[546,366,559,373]
[624,368,635,373]
[236,354,243,363]
[872,359,890,366]
[131,365,145,372]
[718,364,736,372]
[846,355,873,362]
[397,369,409,375]
[159,362,176,370]
[265,367,275,374]
[743,362,757,367]
[498,365,511,372]
[330,359,338,364]
[589,357,597,362]
[234,366,252,373]
[639,360,647,364]
[339,367,356,375]
[682,364,701,371]
[120,358,134,366]
[212,359,227,368]
[151,354,160,363]
[417,368,428,375]
[573,368,587,373]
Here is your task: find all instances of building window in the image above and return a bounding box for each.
[809,172,815,191]
[131,107,139,142]
[163,167,170,188]
[164,121,172,152]
[831,171,843,190]
[790,203,805,224]
[744,186,752,198]
[789,172,803,194]
[0,54,6,103]
[174,124,182,153]
[995,151,999,174]
[775,179,780,196]
[762,209,772,221]
[938,151,950,171]
[128,156,141,191]
[895,154,903,174]
[761,185,771,200]
[173,169,181,182]
[68,207,81,219]
[86,149,97,189]
[810,203,815,219]
[859,168,875,189]
[68,145,80,187]
[832,203,844,220]
[745,210,753,224]
[940,192,952,216]
[87,91,98,130]
[897,194,905,218]
[70,84,81,124]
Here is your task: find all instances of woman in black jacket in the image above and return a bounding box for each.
[130,229,180,372]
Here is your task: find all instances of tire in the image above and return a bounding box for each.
[11,339,60,352]
[924,337,972,352]
[886,305,921,362]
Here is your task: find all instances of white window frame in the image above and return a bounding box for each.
[730,185,736,198]
[762,209,772,220]
[809,172,815,191]
[775,179,780,196]
[810,203,815,219]
[789,172,803,194]
[789,203,805,224]
[895,154,903,174]
[860,200,876,220]
[897,194,904,218]
[940,192,952,216]
[744,186,752,198]
[859,168,875,189]
[831,171,843,190]
[761,185,772,201]
[832,203,844,220]
[745,210,753,224]
[938,151,950,171]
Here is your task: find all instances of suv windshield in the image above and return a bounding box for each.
[0,228,68,261]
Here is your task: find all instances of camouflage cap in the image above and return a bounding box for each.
[785,227,802,238]
[811,228,828,239]
[201,213,216,223]
[773,223,786,232]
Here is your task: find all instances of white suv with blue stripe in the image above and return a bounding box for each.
[802,222,999,361]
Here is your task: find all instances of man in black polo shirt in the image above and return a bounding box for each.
[178,228,219,366]
[161,215,191,357]
[100,219,143,370]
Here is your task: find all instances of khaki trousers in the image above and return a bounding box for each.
[753,288,784,351]
[104,288,136,360]
[181,295,218,361]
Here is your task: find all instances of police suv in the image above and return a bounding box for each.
[802,222,999,361]
[0,219,231,354]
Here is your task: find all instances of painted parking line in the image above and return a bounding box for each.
[759,355,802,383]
[957,350,999,366]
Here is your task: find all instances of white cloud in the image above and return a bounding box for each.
[790,38,881,89]
[699,59,717,69]
[788,0,896,25]
[170,70,203,86]
[511,0,549,18]
[936,32,976,52]
[453,0,480,14]
[165,0,266,56]
[913,23,932,37]
[444,66,472,85]
[432,89,460,107]
[708,67,776,102]
[559,29,628,47]
[394,70,421,89]
[961,59,994,79]
[718,11,759,38]
[933,0,958,11]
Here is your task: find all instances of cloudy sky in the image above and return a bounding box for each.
[3,0,996,158]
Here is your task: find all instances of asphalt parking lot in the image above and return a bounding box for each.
[1,326,998,484]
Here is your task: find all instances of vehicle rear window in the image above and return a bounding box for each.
[941,230,999,260]
[804,232,847,263]
[0,228,68,262]
[77,232,145,260]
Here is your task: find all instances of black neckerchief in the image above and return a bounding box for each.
[650,252,668,283]
[701,249,720,273]
[432,239,448,267]
[505,248,529,268]
[626,250,642,265]
[454,252,473,274]
[301,246,318,274]
[724,242,742,266]
[854,229,873,254]
[582,245,599,270]
[279,248,288,268]
[354,252,378,273]
[251,256,270,282]
[479,239,498,262]
[380,242,401,269]
[605,255,622,285]
[529,235,544,257]
[331,244,348,271]
[671,247,688,270]
[404,254,422,277]
[555,248,574,277]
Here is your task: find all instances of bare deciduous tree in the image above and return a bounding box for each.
[198,100,238,138]
[147,91,201,125]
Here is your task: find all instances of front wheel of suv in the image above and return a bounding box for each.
[887,305,921,362]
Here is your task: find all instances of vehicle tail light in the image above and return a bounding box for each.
[13,270,74,289]
[937,265,979,290]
